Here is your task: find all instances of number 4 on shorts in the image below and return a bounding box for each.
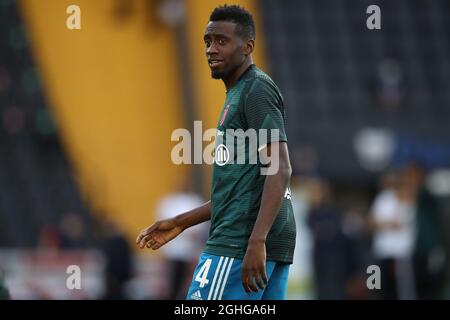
[195,258,212,288]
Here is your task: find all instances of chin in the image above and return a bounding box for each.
[211,69,225,79]
[211,66,232,80]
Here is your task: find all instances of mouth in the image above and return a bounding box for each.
[208,59,224,68]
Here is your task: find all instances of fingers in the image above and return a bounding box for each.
[242,272,252,294]
[135,232,144,245]
[262,269,269,287]
[255,273,265,291]
[242,268,268,294]
[247,275,258,293]
[136,230,149,246]
[149,238,160,249]
[242,271,263,294]
[247,274,258,292]
[144,237,162,250]
[138,234,151,248]
[146,238,155,248]
[136,222,160,248]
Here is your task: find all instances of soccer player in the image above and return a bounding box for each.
[136,4,296,300]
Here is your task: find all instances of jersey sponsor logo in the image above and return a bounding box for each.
[190,290,202,300]
[215,144,230,166]
[219,105,230,126]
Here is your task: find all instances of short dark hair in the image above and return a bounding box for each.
[209,4,255,40]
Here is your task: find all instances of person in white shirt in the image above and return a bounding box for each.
[369,170,417,299]
[155,180,209,299]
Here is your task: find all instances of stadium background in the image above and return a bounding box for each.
[0,0,449,299]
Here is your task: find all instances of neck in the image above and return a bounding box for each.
[223,57,253,90]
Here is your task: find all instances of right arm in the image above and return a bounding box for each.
[136,200,211,250]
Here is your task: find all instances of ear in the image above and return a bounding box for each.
[244,39,255,56]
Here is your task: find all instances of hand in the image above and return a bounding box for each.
[135,218,183,250]
[241,239,268,294]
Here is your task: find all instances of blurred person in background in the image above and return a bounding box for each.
[307,179,363,299]
[370,58,406,112]
[404,162,448,299]
[154,177,207,300]
[37,213,89,251]
[0,273,10,300]
[59,212,89,249]
[288,175,315,299]
[368,169,417,299]
[96,214,133,300]
[37,225,62,251]
[287,146,318,299]
[341,202,371,300]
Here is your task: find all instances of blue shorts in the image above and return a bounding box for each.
[186,252,290,300]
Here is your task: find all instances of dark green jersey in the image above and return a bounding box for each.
[205,64,296,264]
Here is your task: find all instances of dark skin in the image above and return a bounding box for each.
[136,20,292,295]
[204,21,254,89]
[241,142,292,293]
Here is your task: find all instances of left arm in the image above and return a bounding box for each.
[241,141,292,294]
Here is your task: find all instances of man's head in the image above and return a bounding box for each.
[204,5,255,80]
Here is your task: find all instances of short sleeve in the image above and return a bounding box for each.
[244,81,287,150]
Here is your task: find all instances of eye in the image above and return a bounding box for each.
[218,38,226,45]
[204,40,211,47]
